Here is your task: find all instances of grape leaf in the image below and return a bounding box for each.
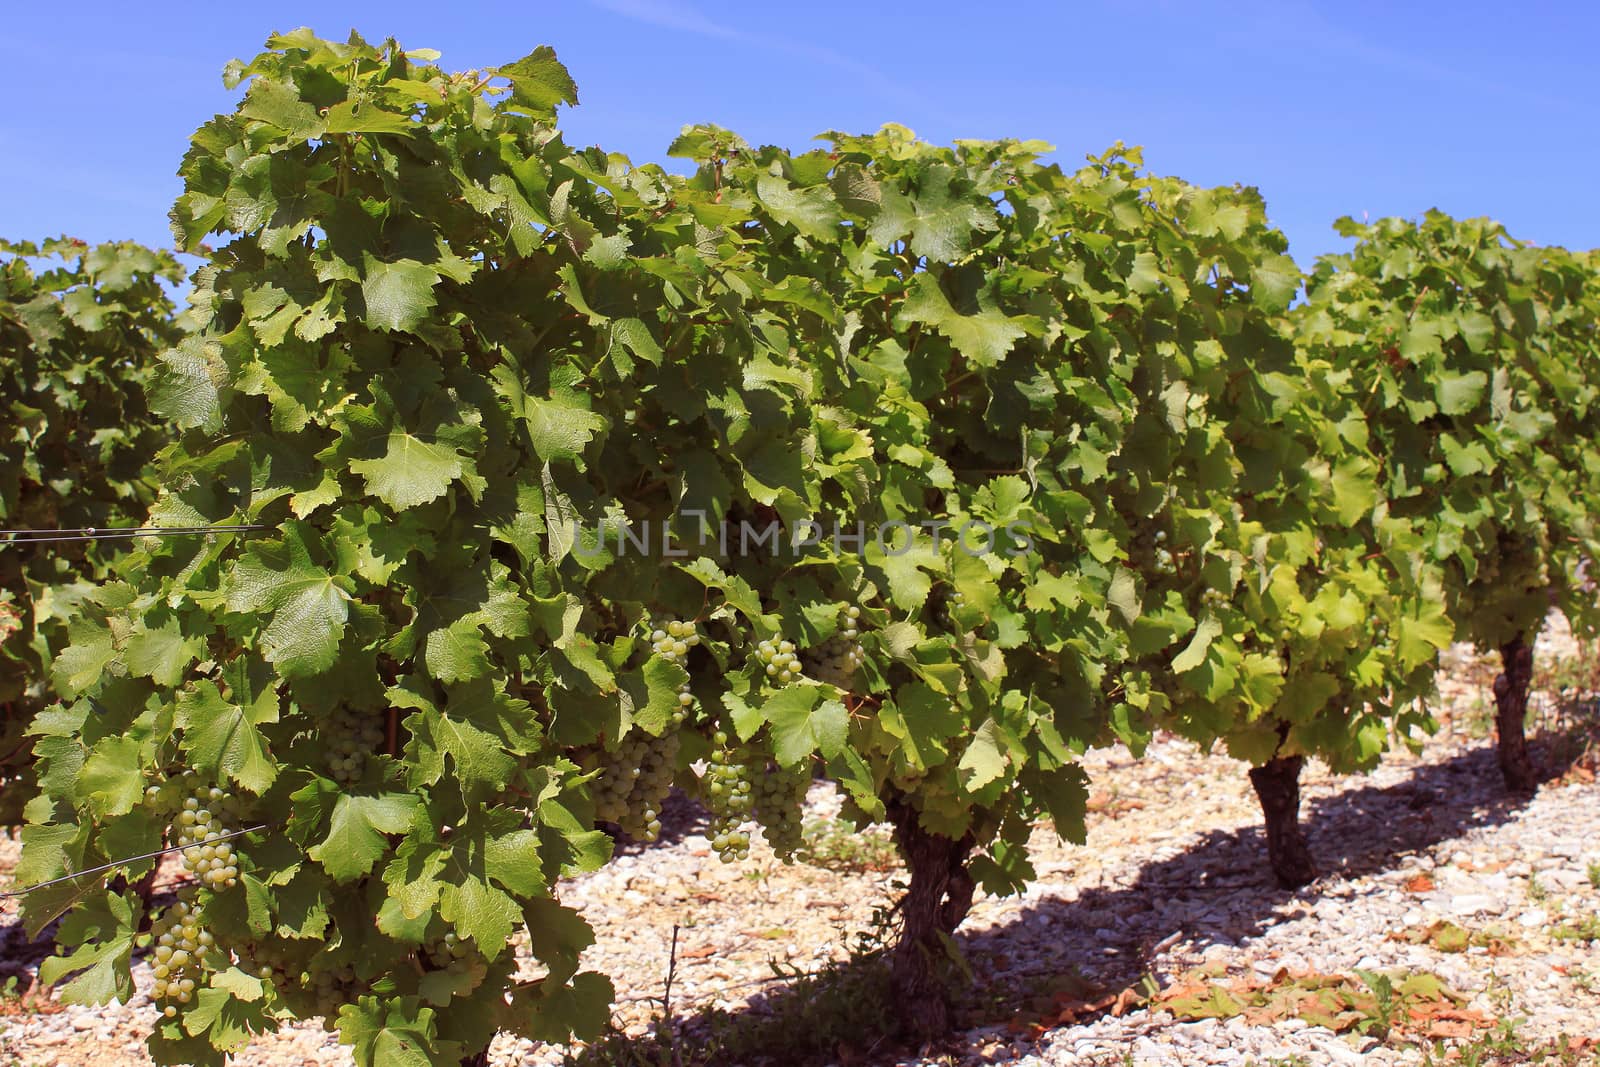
[349,432,463,510]
[308,794,422,882]
[176,678,280,793]
[894,274,1034,368]
[360,257,441,332]
[224,524,350,677]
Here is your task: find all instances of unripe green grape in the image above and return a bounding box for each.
[755,638,801,687]
[649,617,700,664]
[802,604,869,691]
[148,892,214,1016]
[751,759,809,861]
[323,706,384,787]
[586,723,682,843]
[703,742,759,862]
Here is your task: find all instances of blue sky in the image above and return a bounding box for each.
[4,2,1595,266]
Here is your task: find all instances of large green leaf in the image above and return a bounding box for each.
[349,432,463,510]
[224,524,350,677]
[307,793,422,882]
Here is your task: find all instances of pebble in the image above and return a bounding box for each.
[1448,893,1503,914]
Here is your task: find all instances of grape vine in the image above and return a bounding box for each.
[0,238,181,823]
[13,26,1600,1067]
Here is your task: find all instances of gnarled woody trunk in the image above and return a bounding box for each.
[886,799,976,1043]
[1248,751,1317,889]
[1493,632,1537,793]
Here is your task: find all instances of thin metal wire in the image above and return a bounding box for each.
[0,525,266,535]
[0,525,270,545]
[0,824,267,899]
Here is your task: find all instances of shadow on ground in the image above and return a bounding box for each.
[641,738,1560,1066]
[604,786,711,857]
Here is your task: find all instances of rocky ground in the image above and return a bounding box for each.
[1,616,1597,1067]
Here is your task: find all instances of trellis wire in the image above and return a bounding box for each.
[0,824,268,899]
[0,524,270,545]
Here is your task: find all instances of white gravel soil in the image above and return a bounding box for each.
[2,615,1596,1067]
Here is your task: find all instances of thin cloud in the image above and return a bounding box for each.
[586,0,916,109]
[1237,0,1570,112]
[588,0,743,41]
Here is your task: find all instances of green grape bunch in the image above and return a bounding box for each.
[239,938,360,1023]
[237,938,294,986]
[143,772,242,890]
[234,937,360,1022]
[148,896,212,1018]
[755,638,801,685]
[307,961,360,1020]
[803,605,866,691]
[423,932,490,995]
[703,731,754,862]
[750,759,810,861]
[649,619,701,664]
[586,660,695,843]
[325,707,384,787]
[588,727,681,843]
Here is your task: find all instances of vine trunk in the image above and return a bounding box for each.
[886,800,976,1044]
[1494,633,1537,793]
[1248,753,1317,889]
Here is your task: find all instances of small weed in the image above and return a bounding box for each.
[797,815,900,873]
[1550,914,1600,942]
[1483,972,1514,1016]
[1529,874,1548,903]
[0,975,62,1018]
[1586,862,1600,890]
[1422,1015,1597,1065]
[1354,969,1400,1038]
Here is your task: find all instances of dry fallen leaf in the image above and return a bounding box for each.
[1111,987,1141,1017]
[1054,992,1117,1024]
